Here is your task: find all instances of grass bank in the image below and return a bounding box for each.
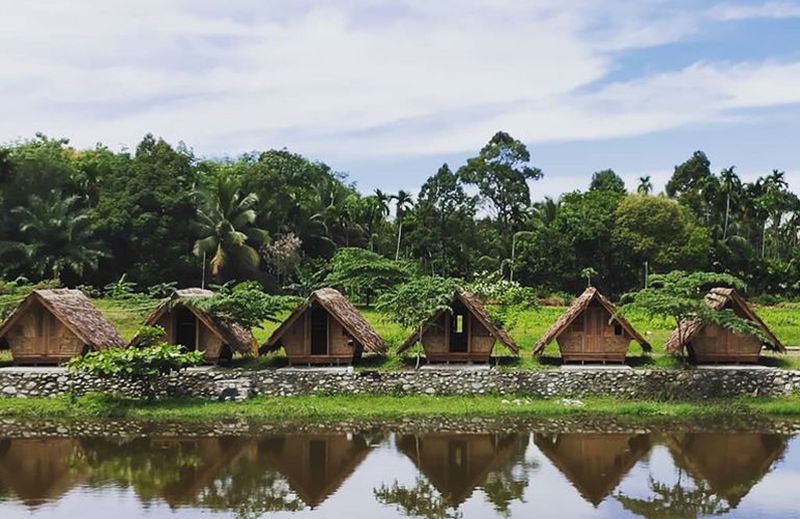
[3,394,800,422]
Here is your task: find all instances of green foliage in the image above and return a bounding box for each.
[193,173,269,280]
[620,271,767,354]
[324,247,414,304]
[374,478,462,519]
[191,281,294,329]
[466,273,537,330]
[376,276,461,330]
[458,131,542,231]
[0,278,60,320]
[68,326,203,382]
[589,169,626,194]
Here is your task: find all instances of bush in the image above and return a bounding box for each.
[190,281,295,329]
[68,325,203,400]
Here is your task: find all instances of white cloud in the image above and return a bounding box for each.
[0,0,799,163]
[710,1,800,20]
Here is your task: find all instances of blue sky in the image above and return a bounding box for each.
[1,0,799,198]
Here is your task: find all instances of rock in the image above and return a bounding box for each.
[2,386,17,396]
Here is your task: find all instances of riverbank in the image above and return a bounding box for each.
[3,393,800,423]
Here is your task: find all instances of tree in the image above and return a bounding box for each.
[193,175,269,281]
[406,164,478,277]
[718,167,741,241]
[637,176,653,195]
[458,131,542,232]
[620,271,766,358]
[376,276,461,332]
[613,195,711,278]
[666,151,716,221]
[324,247,413,304]
[590,169,626,194]
[192,281,289,330]
[12,191,105,282]
[392,189,414,260]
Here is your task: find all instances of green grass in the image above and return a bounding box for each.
[88,296,800,369]
[3,393,800,422]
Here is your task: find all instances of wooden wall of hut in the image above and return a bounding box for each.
[4,300,85,364]
[420,300,495,363]
[688,324,762,364]
[153,308,225,363]
[557,303,633,364]
[280,303,362,365]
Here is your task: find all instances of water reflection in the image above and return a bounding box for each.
[534,433,652,507]
[381,433,533,517]
[0,427,794,518]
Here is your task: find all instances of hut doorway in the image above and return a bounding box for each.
[310,306,328,356]
[175,306,198,351]
[449,303,468,353]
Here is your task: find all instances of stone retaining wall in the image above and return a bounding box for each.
[1,366,799,401]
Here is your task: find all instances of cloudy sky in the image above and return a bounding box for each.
[2,0,799,197]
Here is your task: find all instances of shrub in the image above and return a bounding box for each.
[68,325,203,400]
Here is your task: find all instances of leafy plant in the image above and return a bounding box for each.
[147,281,178,299]
[190,281,293,329]
[324,247,414,304]
[68,325,203,400]
[466,272,537,330]
[620,271,767,357]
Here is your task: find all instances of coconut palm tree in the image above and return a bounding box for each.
[193,176,269,280]
[12,191,105,281]
[392,190,414,260]
[719,167,741,241]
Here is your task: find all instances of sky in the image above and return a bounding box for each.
[1,0,800,198]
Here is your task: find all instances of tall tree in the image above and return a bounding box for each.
[589,169,626,194]
[392,189,414,260]
[637,176,653,195]
[193,175,269,281]
[12,191,105,282]
[458,131,542,232]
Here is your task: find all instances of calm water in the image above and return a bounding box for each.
[0,425,798,518]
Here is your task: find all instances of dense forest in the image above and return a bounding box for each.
[0,131,798,301]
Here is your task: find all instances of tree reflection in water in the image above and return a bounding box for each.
[374,478,463,519]
[615,476,731,519]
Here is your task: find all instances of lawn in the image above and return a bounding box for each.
[82,296,800,369]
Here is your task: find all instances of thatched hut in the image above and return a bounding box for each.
[665,288,784,364]
[396,290,519,363]
[0,289,124,365]
[667,433,786,507]
[138,288,255,364]
[533,287,650,363]
[395,433,530,507]
[259,433,376,508]
[534,433,652,507]
[261,288,387,365]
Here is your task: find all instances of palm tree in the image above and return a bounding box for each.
[529,196,560,228]
[637,176,653,195]
[373,189,391,218]
[392,190,414,260]
[12,191,105,281]
[193,176,269,280]
[719,167,741,240]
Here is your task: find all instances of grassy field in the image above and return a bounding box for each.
[3,393,800,422]
[3,296,793,369]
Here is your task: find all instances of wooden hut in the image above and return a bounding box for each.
[533,287,650,363]
[667,433,786,507]
[665,288,784,364]
[261,288,387,365]
[396,290,519,363]
[138,288,255,364]
[395,433,529,507]
[534,433,652,507]
[0,289,124,365]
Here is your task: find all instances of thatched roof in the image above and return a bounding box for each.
[0,289,124,350]
[665,288,784,354]
[533,287,650,356]
[397,290,519,354]
[262,288,387,354]
[141,288,255,354]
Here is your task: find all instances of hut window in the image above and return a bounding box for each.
[614,324,623,336]
[455,315,464,333]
